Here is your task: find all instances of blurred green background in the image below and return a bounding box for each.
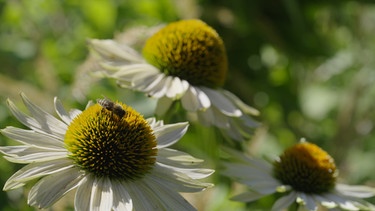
[0,0,375,210]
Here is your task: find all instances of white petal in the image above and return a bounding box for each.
[90,177,113,211]
[321,193,359,210]
[181,86,210,111]
[131,72,164,91]
[298,192,318,211]
[154,97,174,116]
[28,168,83,208]
[165,77,189,99]
[221,89,260,115]
[271,191,297,211]
[154,122,189,148]
[156,162,214,180]
[110,63,158,81]
[151,164,213,192]
[4,158,73,190]
[145,76,171,98]
[54,97,73,125]
[112,182,133,211]
[75,176,93,211]
[1,127,64,149]
[231,191,268,202]
[142,178,196,211]
[335,183,375,198]
[157,148,204,167]
[124,180,163,210]
[0,146,66,163]
[20,93,67,136]
[200,87,242,116]
[89,39,144,63]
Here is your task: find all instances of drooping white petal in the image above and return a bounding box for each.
[157,148,204,167]
[112,182,133,211]
[54,97,73,125]
[298,192,318,211]
[231,191,268,202]
[109,63,159,82]
[181,86,210,111]
[1,127,64,149]
[75,176,93,211]
[221,89,260,116]
[124,180,164,210]
[89,39,144,63]
[90,177,113,211]
[151,164,213,192]
[271,191,297,211]
[145,76,171,98]
[0,146,66,163]
[156,162,214,180]
[142,178,196,211]
[28,167,83,208]
[200,87,242,116]
[154,97,174,116]
[335,183,375,198]
[322,193,360,210]
[4,158,73,190]
[20,93,68,136]
[154,122,188,148]
[165,77,189,99]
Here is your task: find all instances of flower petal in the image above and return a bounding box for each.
[28,167,83,208]
[54,97,73,125]
[90,177,113,211]
[181,86,211,111]
[89,39,144,63]
[157,148,204,167]
[0,146,66,163]
[298,192,318,211]
[271,191,297,211]
[335,183,375,198]
[4,158,73,190]
[200,87,242,116]
[1,127,64,149]
[142,178,196,211]
[75,176,93,211]
[231,191,267,202]
[154,97,174,116]
[112,181,133,211]
[154,122,188,148]
[20,93,67,136]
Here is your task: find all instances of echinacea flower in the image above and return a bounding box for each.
[223,141,375,211]
[88,19,259,142]
[0,93,214,211]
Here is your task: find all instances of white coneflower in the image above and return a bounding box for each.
[0,93,213,210]
[89,19,259,142]
[223,141,375,211]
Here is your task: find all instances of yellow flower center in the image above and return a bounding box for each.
[273,142,338,193]
[64,100,157,180]
[142,19,228,88]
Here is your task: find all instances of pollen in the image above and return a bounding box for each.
[273,141,338,193]
[142,19,228,88]
[64,102,157,180]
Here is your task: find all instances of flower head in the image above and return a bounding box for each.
[88,19,258,142]
[0,93,213,211]
[223,141,375,211]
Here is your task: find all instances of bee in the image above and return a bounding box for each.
[97,98,126,118]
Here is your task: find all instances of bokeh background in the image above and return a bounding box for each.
[1,0,375,210]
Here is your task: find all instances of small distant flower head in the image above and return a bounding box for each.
[223,140,375,211]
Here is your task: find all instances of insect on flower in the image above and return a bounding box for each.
[97,98,126,118]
